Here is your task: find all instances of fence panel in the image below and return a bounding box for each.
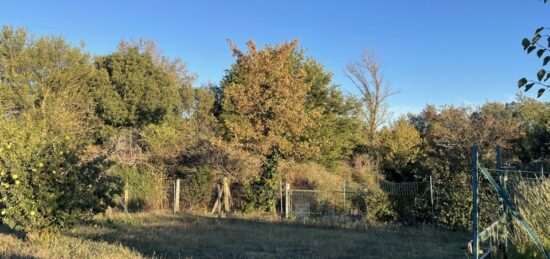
[286,180,434,225]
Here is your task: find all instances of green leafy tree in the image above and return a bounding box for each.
[518,1,549,97]
[0,26,96,142]
[408,103,519,228]
[219,40,364,211]
[302,60,363,167]
[0,27,121,233]
[90,40,198,206]
[509,95,550,163]
[91,40,195,140]
[379,116,421,181]
[219,40,317,211]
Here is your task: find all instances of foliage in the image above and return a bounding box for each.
[180,138,261,182]
[178,166,215,211]
[349,157,395,222]
[141,115,193,164]
[407,103,520,229]
[0,26,96,143]
[509,96,550,163]
[379,117,421,181]
[0,26,122,233]
[91,40,194,140]
[243,149,280,213]
[302,60,363,167]
[188,84,219,138]
[110,165,164,211]
[0,118,121,233]
[2,25,550,245]
[219,40,317,158]
[518,0,549,97]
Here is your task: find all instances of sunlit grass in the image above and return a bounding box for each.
[1,212,469,258]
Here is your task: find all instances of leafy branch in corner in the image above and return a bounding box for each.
[518,2,549,98]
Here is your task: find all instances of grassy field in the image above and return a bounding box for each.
[0,213,469,258]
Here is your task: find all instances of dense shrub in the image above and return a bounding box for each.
[349,157,395,222]
[243,149,280,213]
[110,165,164,211]
[178,166,215,211]
[0,120,122,233]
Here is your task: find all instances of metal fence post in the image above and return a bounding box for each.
[284,183,290,218]
[496,146,508,257]
[343,180,346,213]
[173,179,180,214]
[429,175,435,228]
[472,146,479,259]
[279,181,283,217]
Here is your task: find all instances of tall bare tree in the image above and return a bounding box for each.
[345,50,397,145]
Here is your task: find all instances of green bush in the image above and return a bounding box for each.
[243,149,280,213]
[178,166,214,210]
[0,124,122,233]
[349,187,395,222]
[110,165,164,211]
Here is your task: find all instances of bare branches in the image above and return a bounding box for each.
[345,50,398,144]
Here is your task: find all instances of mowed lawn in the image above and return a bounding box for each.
[0,213,468,259]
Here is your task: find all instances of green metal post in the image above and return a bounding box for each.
[472,146,479,259]
[496,146,508,258]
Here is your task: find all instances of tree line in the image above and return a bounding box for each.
[0,26,548,233]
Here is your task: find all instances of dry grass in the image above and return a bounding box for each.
[0,212,469,258]
[0,225,140,259]
[510,178,550,258]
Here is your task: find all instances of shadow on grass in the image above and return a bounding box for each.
[0,224,26,239]
[68,213,468,259]
[0,254,39,259]
[0,224,38,259]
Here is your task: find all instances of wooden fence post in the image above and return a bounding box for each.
[123,185,129,213]
[284,183,291,218]
[173,179,180,214]
[222,177,231,213]
[217,183,222,218]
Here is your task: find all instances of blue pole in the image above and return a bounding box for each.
[496,146,508,258]
[472,146,479,259]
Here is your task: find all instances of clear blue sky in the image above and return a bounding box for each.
[2,1,549,116]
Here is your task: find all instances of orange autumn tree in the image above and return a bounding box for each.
[219,40,318,211]
[220,40,318,157]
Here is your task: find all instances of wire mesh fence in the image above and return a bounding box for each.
[287,189,348,218]
[380,181,433,225]
[284,180,435,226]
